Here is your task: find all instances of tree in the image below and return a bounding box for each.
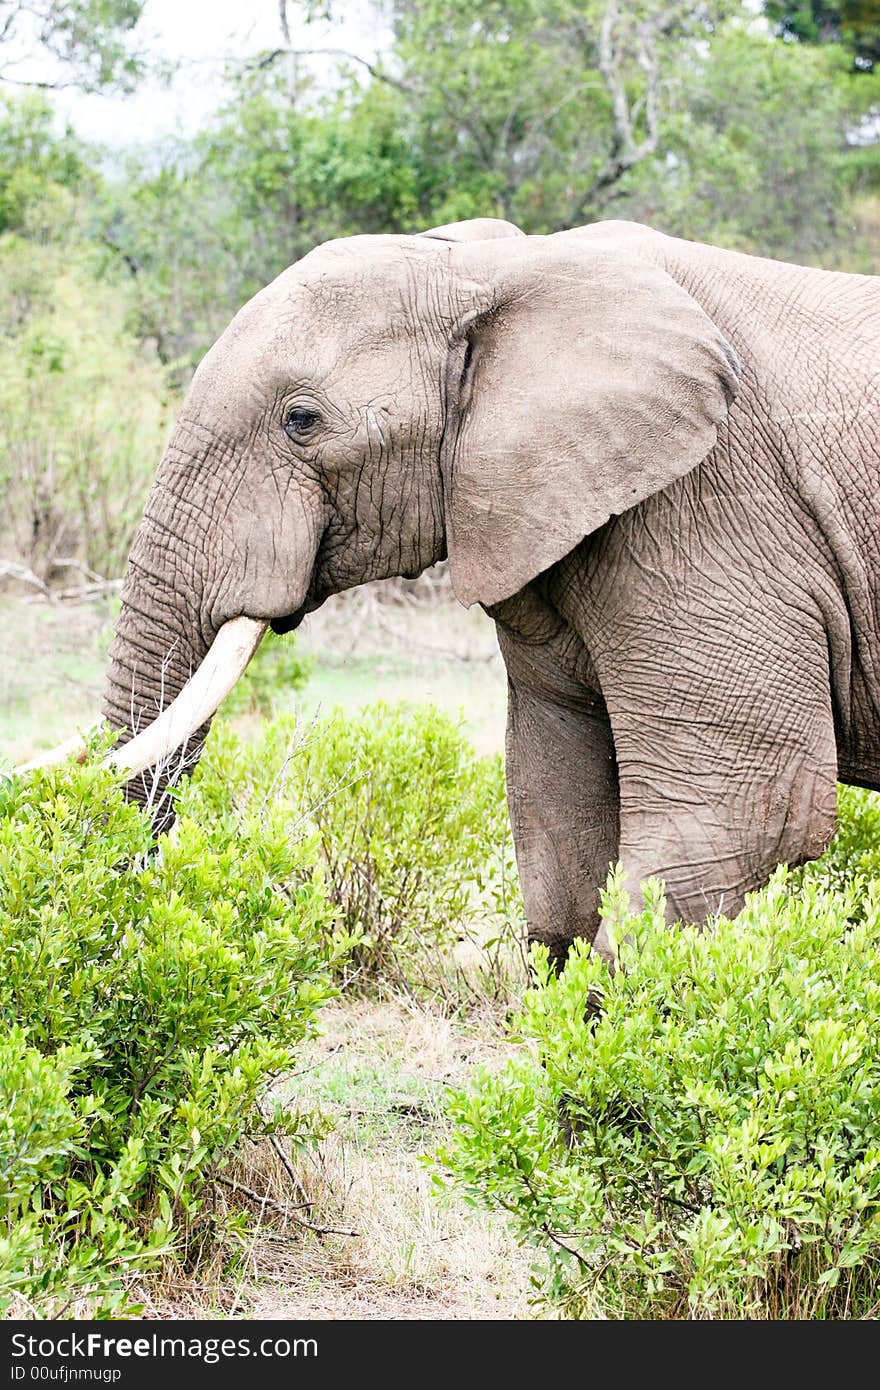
[0,0,147,92]
[93,0,880,379]
[0,90,92,234]
[625,23,876,261]
[256,1,726,231]
[764,1,880,71]
[269,2,878,247]
[96,74,421,369]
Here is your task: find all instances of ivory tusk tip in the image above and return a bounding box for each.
[12,728,96,776]
[102,616,268,779]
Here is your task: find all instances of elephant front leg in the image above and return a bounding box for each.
[505,679,620,969]
[607,658,839,929]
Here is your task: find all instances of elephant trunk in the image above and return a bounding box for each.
[21,533,265,813]
[102,557,210,828]
[98,434,269,825]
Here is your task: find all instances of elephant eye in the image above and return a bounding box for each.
[283,406,322,442]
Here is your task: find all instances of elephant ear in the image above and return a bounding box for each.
[419,217,524,243]
[442,237,740,608]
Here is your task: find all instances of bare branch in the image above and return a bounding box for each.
[245,44,416,98]
[100,230,141,280]
[0,562,52,598]
[0,559,122,604]
[278,0,291,47]
[600,0,639,164]
[0,3,23,46]
[557,1,667,229]
[0,0,148,94]
[244,42,500,170]
[635,16,662,155]
[0,67,76,89]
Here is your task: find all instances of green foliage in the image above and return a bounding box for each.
[0,0,875,450]
[0,761,336,1315]
[0,234,172,580]
[0,94,92,238]
[0,1028,168,1317]
[439,789,880,1319]
[97,77,423,370]
[0,93,174,588]
[389,0,612,230]
[181,704,524,997]
[793,783,880,901]
[634,23,875,261]
[764,0,880,71]
[91,0,879,381]
[378,1,879,254]
[0,0,148,93]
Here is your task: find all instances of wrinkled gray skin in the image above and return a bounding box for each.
[104,217,880,966]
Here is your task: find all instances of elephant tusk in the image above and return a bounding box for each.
[12,616,267,780]
[13,729,94,775]
[105,616,268,777]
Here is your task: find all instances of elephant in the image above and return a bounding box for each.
[80,215,878,967]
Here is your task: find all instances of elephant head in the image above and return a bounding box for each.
[98,217,738,817]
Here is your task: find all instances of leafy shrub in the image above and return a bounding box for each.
[0,1028,168,1317]
[794,784,880,906]
[0,762,335,1316]
[182,704,525,997]
[439,789,880,1319]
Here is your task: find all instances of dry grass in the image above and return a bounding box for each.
[145,998,534,1321]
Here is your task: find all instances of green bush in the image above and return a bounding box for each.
[0,762,335,1316]
[794,783,880,905]
[182,704,524,997]
[0,1028,167,1318]
[439,788,880,1319]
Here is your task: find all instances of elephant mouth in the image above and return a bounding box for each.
[270,593,325,635]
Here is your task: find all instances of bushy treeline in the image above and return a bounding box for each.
[0,0,877,586]
[94,2,880,370]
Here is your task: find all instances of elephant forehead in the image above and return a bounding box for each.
[189,237,448,406]
[276,238,451,341]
